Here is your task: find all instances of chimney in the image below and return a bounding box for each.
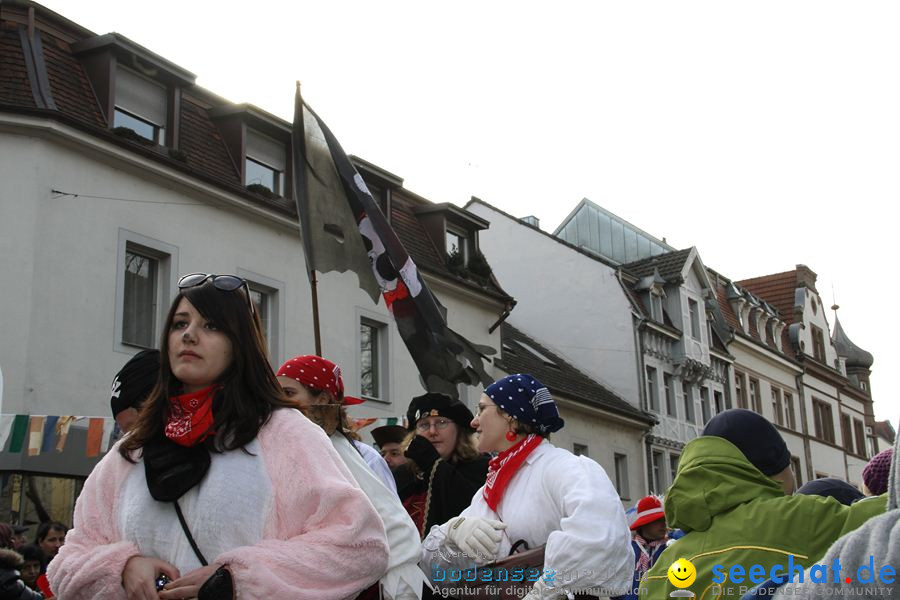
[795,264,818,292]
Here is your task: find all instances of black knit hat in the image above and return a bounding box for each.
[797,477,864,506]
[110,350,160,417]
[702,408,791,476]
[406,393,475,432]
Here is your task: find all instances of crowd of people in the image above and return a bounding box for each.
[0,272,890,599]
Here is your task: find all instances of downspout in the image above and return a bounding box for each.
[488,299,515,334]
[794,369,815,485]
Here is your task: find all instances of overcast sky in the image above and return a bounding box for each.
[42,1,898,427]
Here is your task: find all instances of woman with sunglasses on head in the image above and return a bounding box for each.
[394,394,489,543]
[49,273,388,600]
[421,374,633,600]
[276,355,427,600]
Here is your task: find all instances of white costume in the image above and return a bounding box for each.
[333,434,428,600]
[353,438,399,494]
[421,440,633,598]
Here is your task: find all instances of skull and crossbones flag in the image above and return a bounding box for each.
[292,84,493,398]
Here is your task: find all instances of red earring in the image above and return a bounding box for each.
[505,430,518,442]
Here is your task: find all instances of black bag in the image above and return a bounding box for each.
[143,436,211,502]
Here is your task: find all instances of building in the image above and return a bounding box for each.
[0,1,512,525]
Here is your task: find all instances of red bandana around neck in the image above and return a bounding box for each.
[165,384,220,447]
[482,434,542,511]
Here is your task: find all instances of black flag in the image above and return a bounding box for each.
[292,85,493,398]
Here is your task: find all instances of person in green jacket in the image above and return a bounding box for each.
[642,409,885,600]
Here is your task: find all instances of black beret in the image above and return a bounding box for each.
[406,393,475,432]
[110,350,160,417]
[702,408,791,476]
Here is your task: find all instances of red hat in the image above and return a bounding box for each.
[276,355,364,405]
[630,495,666,531]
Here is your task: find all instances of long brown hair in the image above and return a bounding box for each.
[120,280,295,460]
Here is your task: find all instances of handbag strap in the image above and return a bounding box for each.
[174,500,208,566]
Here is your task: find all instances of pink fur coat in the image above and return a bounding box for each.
[48,408,389,599]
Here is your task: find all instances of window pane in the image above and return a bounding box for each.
[245,157,278,193]
[614,453,629,499]
[123,250,157,347]
[573,443,588,456]
[114,108,157,142]
[360,323,379,398]
[249,288,269,344]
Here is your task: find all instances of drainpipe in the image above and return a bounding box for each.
[795,370,815,484]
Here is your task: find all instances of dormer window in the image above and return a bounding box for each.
[446,227,468,263]
[114,66,167,144]
[245,128,285,195]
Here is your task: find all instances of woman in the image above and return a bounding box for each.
[422,374,633,600]
[33,523,65,566]
[49,273,388,599]
[276,355,426,600]
[394,393,489,539]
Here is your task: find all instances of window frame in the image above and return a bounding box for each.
[113,107,165,144]
[784,392,796,430]
[735,371,747,409]
[645,366,659,412]
[810,324,827,363]
[664,373,676,417]
[237,269,284,367]
[841,413,854,453]
[445,226,468,264]
[614,453,630,500]
[651,450,665,494]
[771,387,784,426]
[358,314,390,404]
[700,386,711,425]
[114,230,177,354]
[748,377,762,413]
[853,419,867,457]
[682,381,694,424]
[791,456,803,487]
[688,298,701,340]
[812,398,835,444]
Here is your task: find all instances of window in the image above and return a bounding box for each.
[772,387,784,426]
[573,443,588,457]
[841,414,854,453]
[614,453,630,499]
[646,367,659,412]
[122,249,158,348]
[811,325,827,363]
[714,390,724,415]
[784,392,796,430]
[669,454,680,485]
[689,298,701,340]
[446,228,467,263]
[854,419,867,457]
[812,398,835,444]
[114,66,166,144]
[245,128,285,195]
[749,377,762,413]
[735,371,747,409]
[664,373,676,417]
[700,387,711,425]
[115,231,176,353]
[682,382,694,424]
[650,293,664,322]
[791,456,803,487]
[360,320,383,400]
[651,450,665,493]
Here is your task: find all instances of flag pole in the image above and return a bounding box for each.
[293,81,323,355]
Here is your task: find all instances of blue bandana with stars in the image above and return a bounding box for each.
[485,374,564,435]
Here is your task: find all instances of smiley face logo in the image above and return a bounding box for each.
[667,558,696,588]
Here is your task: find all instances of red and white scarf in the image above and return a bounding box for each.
[165,385,220,447]
[634,533,667,578]
[482,434,542,511]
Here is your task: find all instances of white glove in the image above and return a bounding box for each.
[446,516,506,564]
[523,578,567,600]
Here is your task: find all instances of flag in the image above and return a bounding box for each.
[85,418,104,457]
[55,416,76,452]
[40,415,59,454]
[352,417,378,431]
[27,416,45,456]
[0,415,15,451]
[292,86,494,398]
[8,415,28,453]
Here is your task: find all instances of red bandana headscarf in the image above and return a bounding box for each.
[482,434,543,511]
[165,384,220,447]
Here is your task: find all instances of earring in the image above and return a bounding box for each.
[505,430,518,442]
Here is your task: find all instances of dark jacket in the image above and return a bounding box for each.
[396,438,489,536]
[0,550,43,600]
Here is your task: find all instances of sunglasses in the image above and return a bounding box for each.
[177,273,255,316]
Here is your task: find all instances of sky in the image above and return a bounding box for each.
[40,1,898,427]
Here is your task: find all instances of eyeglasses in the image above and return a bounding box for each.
[178,273,255,316]
[416,418,453,432]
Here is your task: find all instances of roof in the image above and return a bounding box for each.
[495,324,655,425]
[0,3,510,303]
[832,316,874,369]
[735,270,798,325]
[873,420,896,444]
[621,248,694,283]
